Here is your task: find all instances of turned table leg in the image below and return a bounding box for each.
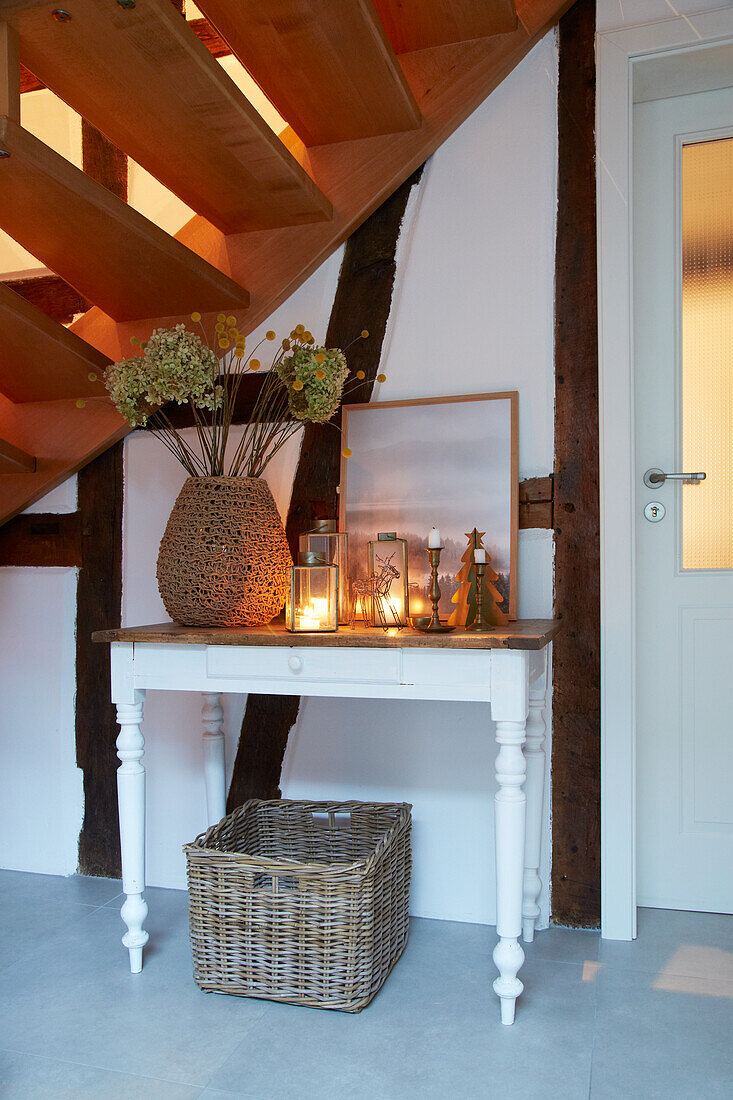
[201,692,226,826]
[490,650,529,1025]
[116,691,148,974]
[523,649,548,942]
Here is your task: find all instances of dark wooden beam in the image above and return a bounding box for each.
[74,115,129,876]
[81,120,128,203]
[519,476,553,530]
[1,274,90,325]
[19,65,42,94]
[226,165,425,813]
[76,443,124,877]
[551,0,600,928]
[189,17,232,58]
[0,512,81,566]
[162,373,290,429]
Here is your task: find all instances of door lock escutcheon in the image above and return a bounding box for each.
[644,501,666,522]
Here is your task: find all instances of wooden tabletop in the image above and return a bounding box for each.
[93,620,560,651]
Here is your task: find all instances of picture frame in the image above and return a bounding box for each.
[339,391,519,621]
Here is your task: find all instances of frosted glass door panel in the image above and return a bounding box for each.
[681,137,733,570]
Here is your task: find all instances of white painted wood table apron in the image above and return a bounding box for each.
[96,621,559,1025]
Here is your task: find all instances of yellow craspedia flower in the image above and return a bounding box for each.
[75,398,86,409]
[250,358,261,370]
[266,330,276,341]
[88,372,98,382]
[218,338,230,349]
[228,327,238,339]
[292,379,304,391]
[377,373,386,383]
[315,369,326,380]
[356,370,365,380]
[217,313,226,323]
[282,338,291,350]
[342,447,352,458]
[226,315,236,327]
[215,322,225,334]
[315,352,325,363]
[295,323,305,334]
[130,335,138,345]
[234,348,244,359]
[191,311,201,322]
[361,329,369,338]
[304,331,314,343]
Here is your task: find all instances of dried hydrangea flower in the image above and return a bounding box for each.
[275,345,348,423]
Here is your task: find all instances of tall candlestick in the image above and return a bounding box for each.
[414,545,455,633]
[468,560,493,632]
[428,527,441,548]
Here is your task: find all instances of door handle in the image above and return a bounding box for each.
[643,468,706,488]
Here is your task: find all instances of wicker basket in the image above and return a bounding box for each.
[183,799,412,1012]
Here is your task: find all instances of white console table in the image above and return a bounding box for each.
[94,620,559,1025]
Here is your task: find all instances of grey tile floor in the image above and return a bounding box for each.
[0,870,731,1099]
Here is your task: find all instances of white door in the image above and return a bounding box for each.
[634,86,733,914]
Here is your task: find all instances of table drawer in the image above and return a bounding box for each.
[401,649,492,686]
[207,645,401,684]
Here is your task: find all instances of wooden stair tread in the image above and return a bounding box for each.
[195,0,422,146]
[0,0,571,525]
[373,0,518,53]
[0,280,110,403]
[164,0,573,341]
[0,434,34,472]
[0,391,125,521]
[2,0,332,233]
[0,117,249,323]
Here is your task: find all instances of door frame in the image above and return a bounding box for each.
[597,7,733,940]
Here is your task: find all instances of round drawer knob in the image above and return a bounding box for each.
[288,655,303,673]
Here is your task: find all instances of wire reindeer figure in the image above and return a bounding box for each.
[350,553,403,631]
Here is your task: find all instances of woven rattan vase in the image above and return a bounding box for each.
[157,476,292,627]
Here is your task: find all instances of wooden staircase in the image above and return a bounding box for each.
[0,0,572,524]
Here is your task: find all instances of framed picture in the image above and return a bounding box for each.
[340,392,518,621]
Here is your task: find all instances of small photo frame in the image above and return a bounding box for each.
[340,392,518,620]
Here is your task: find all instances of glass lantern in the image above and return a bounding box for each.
[286,551,338,632]
[299,519,349,624]
[367,532,409,627]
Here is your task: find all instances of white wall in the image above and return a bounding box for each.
[0,33,558,926]
[0,477,80,875]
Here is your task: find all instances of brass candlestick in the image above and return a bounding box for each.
[467,560,493,632]
[418,546,455,634]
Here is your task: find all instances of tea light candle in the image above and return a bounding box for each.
[428,527,441,548]
[473,548,486,563]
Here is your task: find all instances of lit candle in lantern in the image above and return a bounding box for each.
[473,548,486,563]
[428,527,441,548]
[409,593,426,615]
[297,614,321,630]
[311,598,329,617]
